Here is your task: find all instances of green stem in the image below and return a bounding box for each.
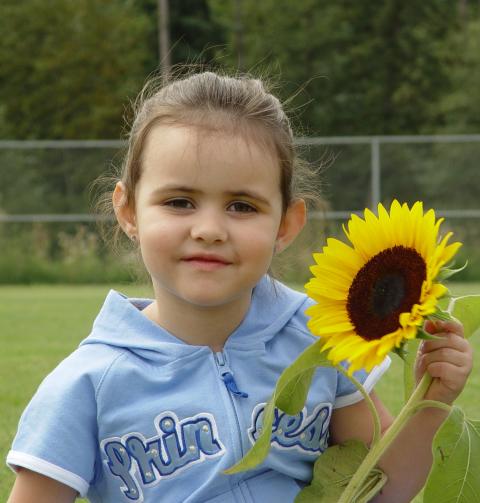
[337,373,433,503]
[412,399,452,414]
[402,339,419,403]
[336,365,382,446]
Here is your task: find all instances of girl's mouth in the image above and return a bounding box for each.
[182,255,232,270]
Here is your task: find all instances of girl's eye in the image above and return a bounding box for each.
[228,201,257,213]
[164,198,194,209]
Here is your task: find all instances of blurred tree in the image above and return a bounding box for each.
[410,19,480,216]
[209,0,459,135]
[0,0,228,220]
[0,0,226,139]
[169,0,225,65]
[0,0,466,139]
[0,0,150,139]
[139,0,226,73]
[435,19,480,133]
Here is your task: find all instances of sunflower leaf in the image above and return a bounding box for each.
[449,295,480,339]
[276,367,316,415]
[438,295,451,311]
[423,406,480,503]
[295,439,387,503]
[224,339,332,474]
[393,341,408,361]
[437,260,468,281]
[276,340,332,414]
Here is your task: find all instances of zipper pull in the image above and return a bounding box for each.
[215,351,249,398]
[222,371,249,398]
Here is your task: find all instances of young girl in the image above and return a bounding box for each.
[7,72,472,503]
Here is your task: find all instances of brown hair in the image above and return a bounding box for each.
[95,70,321,248]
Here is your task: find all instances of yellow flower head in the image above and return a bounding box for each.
[305,200,462,374]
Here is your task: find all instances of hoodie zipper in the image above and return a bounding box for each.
[215,351,248,398]
[214,350,248,461]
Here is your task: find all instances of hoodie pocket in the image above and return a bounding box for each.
[243,469,301,502]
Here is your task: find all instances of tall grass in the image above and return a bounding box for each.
[2,220,480,284]
[0,223,139,284]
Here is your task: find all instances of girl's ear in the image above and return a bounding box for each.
[275,198,307,253]
[112,181,137,239]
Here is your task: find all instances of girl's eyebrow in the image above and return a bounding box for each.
[151,185,196,195]
[150,185,271,205]
[227,190,270,205]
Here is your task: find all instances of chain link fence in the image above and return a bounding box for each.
[1,136,479,283]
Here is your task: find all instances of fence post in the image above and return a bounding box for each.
[371,137,381,209]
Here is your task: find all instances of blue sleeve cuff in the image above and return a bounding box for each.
[334,356,391,409]
[6,450,89,496]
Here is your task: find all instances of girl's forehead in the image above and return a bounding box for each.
[140,124,281,188]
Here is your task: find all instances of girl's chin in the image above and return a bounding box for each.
[175,287,250,310]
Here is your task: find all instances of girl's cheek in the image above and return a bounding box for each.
[243,230,278,250]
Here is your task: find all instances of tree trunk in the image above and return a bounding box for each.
[158,0,171,81]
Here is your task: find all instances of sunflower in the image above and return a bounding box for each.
[305,200,462,374]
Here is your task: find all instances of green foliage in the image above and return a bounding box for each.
[139,0,225,70]
[296,440,386,503]
[2,218,480,284]
[450,295,480,339]
[437,262,469,281]
[0,0,150,139]
[0,223,138,284]
[0,0,479,140]
[209,0,458,136]
[423,406,480,502]
[0,147,120,214]
[435,19,480,134]
[0,0,226,140]
[169,0,225,65]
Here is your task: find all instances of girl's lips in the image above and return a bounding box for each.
[181,255,232,270]
[183,254,231,264]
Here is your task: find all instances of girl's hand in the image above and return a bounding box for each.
[415,319,473,405]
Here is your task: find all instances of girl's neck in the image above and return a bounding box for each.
[141,289,253,352]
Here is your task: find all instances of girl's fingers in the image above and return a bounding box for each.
[419,346,471,369]
[417,320,472,404]
[424,361,471,383]
[420,332,470,354]
[424,319,464,337]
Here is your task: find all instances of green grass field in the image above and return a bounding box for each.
[1,283,479,502]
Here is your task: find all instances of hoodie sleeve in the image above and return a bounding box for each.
[6,352,99,497]
[333,356,391,409]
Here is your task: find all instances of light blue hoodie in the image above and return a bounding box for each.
[7,277,390,502]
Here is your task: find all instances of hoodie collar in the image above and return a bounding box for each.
[80,276,307,362]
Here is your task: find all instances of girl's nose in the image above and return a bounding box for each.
[190,211,228,243]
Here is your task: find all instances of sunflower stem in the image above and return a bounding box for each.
[412,399,452,414]
[337,373,434,503]
[402,339,418,403]
[336,365,382,446]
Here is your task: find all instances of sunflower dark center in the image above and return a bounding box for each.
[347,246,427,341]
[372,273,405,318]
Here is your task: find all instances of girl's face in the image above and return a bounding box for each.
[117,124,303,310]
